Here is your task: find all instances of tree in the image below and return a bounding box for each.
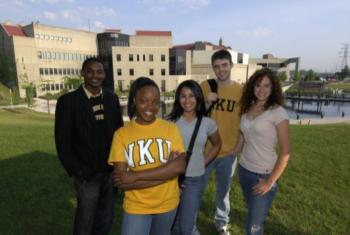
[293,70,301,81]
[279,71,288,81]
[337,65,350,80]
[305,69,316,81]
[63,76,83,90]
[0,53,17,87]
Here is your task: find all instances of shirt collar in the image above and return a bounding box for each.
[83,85,103,99]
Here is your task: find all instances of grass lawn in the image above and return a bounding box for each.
[0,109,349,235]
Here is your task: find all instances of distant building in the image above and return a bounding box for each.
[97,29,129,91]
[0,22,97,97]
[1,21,297,99]
[170,41,260,84]
[112,30,172,92]
[249,54,300,80]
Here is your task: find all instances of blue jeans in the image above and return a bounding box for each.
[194,153,236,232]
[73,172,114,235]
[238,164,278,235]
[121,209,177,235]
[172,176,205,235]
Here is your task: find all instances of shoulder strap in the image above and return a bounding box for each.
[207,79,218,116]
[185,115,202,166]
[207,78,218,93]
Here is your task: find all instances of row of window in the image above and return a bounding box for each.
[116,68,166,76]
[116,54,166,62]
[37,51,95,61]
[39,67,80,76]
[35,34,72,43]
[41,83,75,92]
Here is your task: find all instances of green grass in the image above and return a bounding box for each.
[0,82,23,105]
[0,109,349,235]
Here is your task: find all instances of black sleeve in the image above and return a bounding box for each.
[54,96,82,177]
[114,94,124,129]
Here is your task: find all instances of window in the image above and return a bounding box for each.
[117,69,122,76]
[161,54,166,62]
[39,68,44,75]
[47,52,51,60]
[129,54,133,62]
[44,68,49,75]
[116,54,121,61]
[46,84,50,91]
[50,84,55,90]
[143,54,146,61]
[63,68,67,75]
[49,68,53,75]
[60,83,64,90]
[67,68,71,75]
[55,84,59,90]
[129,69,134,76]
[149,54,154,62]
[75,69,80,75]
[58,68,62,75]
[137,54,140,61]
[71,68,75,75]
[37,51,42,59]
[161,69,166,76]
[54,68,58,75]
[149,69,154,76]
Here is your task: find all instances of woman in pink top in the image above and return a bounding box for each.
[233,68,291,235]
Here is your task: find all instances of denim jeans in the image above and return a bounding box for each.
[172,176,205,235]
[73,172,114,235]
[121,209,177,235]
[238,164,278,235]
[192,154,236,234]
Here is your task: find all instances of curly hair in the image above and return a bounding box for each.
[239,68,284,116]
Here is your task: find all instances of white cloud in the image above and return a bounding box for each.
[93,20,106,30]
[77,6,117,17]
[13,0,24,7]
[64,0,74,2]
[46,0,59,4]
[142,0,210,10]
[43,11,56,20]
[235,27,273,38]
[61,10,81,23]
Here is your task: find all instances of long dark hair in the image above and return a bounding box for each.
[127,76,160,120]
[167,80,207,121]
[239,68,284,116]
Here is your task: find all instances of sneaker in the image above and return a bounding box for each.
[218,225,230,235]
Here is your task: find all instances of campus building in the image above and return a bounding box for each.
[2,21,293,99]
[0,21,97,97]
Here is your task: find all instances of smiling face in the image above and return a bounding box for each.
[135,85,160,125]
[254,76,272,104]
[81,61,105,94]
[212,58,233,84]
[179,86,197,115]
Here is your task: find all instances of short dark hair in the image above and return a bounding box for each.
[127,77,160,120]
[239,68,284,115]
[167,80,207,121]
[81,57,104,71]
[211,49,232,65]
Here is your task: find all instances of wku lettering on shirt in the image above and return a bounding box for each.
[124,138,172,167]
[213,99,236,112]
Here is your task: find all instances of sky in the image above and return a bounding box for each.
[0,0,349,72]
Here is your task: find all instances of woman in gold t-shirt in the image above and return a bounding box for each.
[108,76,186,235]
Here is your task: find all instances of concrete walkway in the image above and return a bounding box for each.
[290,117,350,125]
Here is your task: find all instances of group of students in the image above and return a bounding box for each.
[55,49,290,235]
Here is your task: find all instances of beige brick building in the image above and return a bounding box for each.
[0,22,97,97]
